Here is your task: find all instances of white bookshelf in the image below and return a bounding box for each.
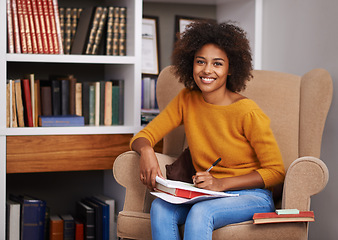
[1,0,142,238]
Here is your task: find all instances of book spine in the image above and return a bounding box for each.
[95,82,100,126]
[16,0,28,53]
[75,82,82,116]
[36,0,49,53]
[38,116,85,127]
[82,82,89,125]
[60,79,70,115]
[40,85,52,116]
[50,216,64,240]
[71,8,78,48]
[75,220,84,240]
[104,81,112,126]
[51,80,61,115]
[31,0,44,53]
[105,7,114,55]
[6,82,10,127]
[26,0,39,53]
[22,79,34,127]
[41,0,54,53]
[59,7,65,52]
[89,83,95,125]
[111,82,119,125]
[92,7,108,55]
[14,79,25,127]
[85,7,102,55]
[52,0,63,54]
[47,0,59,54]
[11,0,22,53]
[112,7,120,56]
[6,200,21,240]
[118,7,126,56]
[7,0,15,53]
[29,74,36,126]
[69,76,76,115]
[10,80,18,127]
[64,8,71,54]
[22,0,34,53]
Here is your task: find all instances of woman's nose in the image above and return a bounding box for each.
[203,64,212,74]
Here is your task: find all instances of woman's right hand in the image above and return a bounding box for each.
[132,137,164,190]
[139,146,163,190]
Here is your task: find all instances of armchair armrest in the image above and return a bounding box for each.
[113,151,176,212]
[282,156,329,210]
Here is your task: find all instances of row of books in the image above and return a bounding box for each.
[66,6,127,56]
[6,194,117,240]
[7,0,127,56]
[6,74,124,128]
[141,76,159,126]
[7,0,63,54]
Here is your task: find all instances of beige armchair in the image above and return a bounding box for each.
[113,66,332,240]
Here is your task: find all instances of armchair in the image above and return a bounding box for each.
[113,66,332,239]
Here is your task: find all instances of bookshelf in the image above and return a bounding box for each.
[1,0,142,238]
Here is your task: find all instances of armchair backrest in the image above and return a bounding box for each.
[156,66,333,171]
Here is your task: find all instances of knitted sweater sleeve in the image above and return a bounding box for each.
[130,90,184,148]
[243,110,285,188]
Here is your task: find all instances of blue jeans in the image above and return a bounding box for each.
[150,188,275,240]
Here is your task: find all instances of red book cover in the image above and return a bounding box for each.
[47,0,59,54]
[25,0,38,53]
[21,79,34,127]
[253,211,315,224]
[7,0,15,53]
[41,0,54,53]
[75,220,84,240]
[174,188,208,199]
[36,0,49,53]
[21,0,33,53]
[16,0,28,53]
[11,0,22,53]
[30,0,44,53]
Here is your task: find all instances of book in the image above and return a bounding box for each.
[50,215,63,240]
[89,197,110,240]
[16,0,28,53]
[10,195,46,240]
[93,195,115,240]
[60,214,75,240]
[51,0,63,54]
[40,84,52,116]
[38,115,85,127]
[103,81,112,126]
[21,79,34,127]
[75,220,84,240]
[75,82,82,116]
[11,0,22,53]
[85,7,103,54]
[47,0,60,54]
[31,0,44,53]
[6,200,20,240]
[118,7,126,56]
[50,79,61,115]
[71,7,94,54]
[112,7,120,56]
[64,7,72,54]
[60,79,70,115]
[26,0,39,53]
[7,0,14,53]
[41,0,54,54]
[36,0,49,53]
[105,7,114,55]
[82,81,90,125]
[92,7,108,55]
[253,211,315,224]
[76,201,95,240]
[14,79,25,127]
[83,198,102,240]
[21,0,33,53]
[154,176,238,200]
[28,74,36,126]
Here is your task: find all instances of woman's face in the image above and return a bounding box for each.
[193,43,230,96]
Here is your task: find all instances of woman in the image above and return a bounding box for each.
[130,21,285,240]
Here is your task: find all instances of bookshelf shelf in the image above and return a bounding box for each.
[7,53,138,64]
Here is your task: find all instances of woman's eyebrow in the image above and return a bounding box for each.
[195,56,225,62]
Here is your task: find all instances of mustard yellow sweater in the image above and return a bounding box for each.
[131,88,285,188]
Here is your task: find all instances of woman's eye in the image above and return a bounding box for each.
[214,62,223,66]
[196,60,205,64]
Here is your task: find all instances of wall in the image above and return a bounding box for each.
[143,2,217,70]
[262,0,338,239]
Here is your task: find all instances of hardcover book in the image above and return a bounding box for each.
[253,211,315,224]
[38,115,84,127]
[76,201,95,240]
[50,215,63,240]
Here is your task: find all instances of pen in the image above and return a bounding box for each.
[206,157,222,172]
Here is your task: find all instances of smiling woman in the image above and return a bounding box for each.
[130,20,285,240]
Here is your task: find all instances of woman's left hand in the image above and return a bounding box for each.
[192,171,225,191]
